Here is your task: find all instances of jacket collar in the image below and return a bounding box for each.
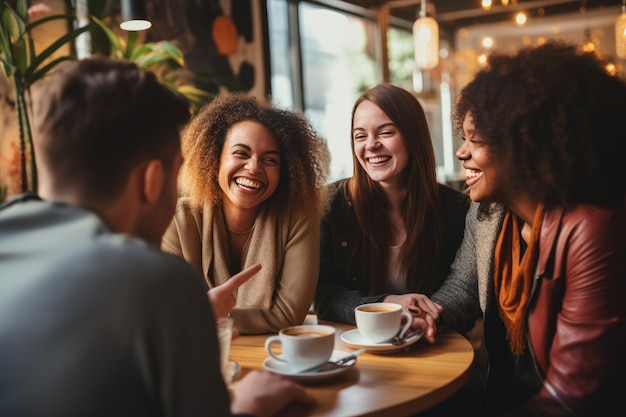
[536,207,565,278]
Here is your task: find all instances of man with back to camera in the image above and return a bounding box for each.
[0,56,315,417]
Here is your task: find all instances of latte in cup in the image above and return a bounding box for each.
[265,324,335,373]
[357,306,397,313]
[355,302,412,344]
[282,327,330,338]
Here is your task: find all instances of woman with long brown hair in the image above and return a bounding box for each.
[314,83,470,332]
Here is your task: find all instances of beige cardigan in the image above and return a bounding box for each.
[161,197,320,334]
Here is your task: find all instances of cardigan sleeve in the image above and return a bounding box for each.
[160,197,205,277]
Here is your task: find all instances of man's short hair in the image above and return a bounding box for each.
[33,56,190,203]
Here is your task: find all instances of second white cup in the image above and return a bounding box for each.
[355,302,412,344]
[264,324,335,373]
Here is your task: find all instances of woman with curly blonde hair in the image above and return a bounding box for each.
[162,93,330,334]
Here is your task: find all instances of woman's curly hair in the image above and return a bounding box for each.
[453,41,626,208]
[179,93,330,214]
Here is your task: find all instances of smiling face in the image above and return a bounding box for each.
[218,120,281,212]
[352,100,409,187]
[456,113,512,204]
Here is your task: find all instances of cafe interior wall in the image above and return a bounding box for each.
[144,0,269,99]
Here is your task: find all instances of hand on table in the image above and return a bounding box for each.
[383,293,444,344]
[231,370,317,417]
[208,263,262,319]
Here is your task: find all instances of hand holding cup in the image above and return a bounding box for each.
[355,302,412,344]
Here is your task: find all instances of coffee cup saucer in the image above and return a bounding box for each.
[262,350,356,381]
[340,328,423,354]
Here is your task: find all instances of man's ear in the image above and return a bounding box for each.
[142,159,165,204]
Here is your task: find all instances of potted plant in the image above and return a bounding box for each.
[0,1,213,202]
[0,0,90,196]
[91,15,213,114]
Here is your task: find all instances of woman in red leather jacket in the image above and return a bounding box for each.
[429,41,626,417]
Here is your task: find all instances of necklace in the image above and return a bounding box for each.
[226,226,254,260]
[226,223,256,234]
[225,215,258,256]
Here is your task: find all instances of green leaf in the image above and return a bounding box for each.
[177,84,213,100]
[28,56,73,85]
[128,43,151,61]
[125,30,138,58]
[23,13,75,33]
[0,10,15,57]
[134,52,178,69]
[3,1,26,38]
[24,24,90,82]
[13,38,27,74]
[15,0,28,18]
[0,57,16,77]
[160,41,184,66]
[1,7,18,41]
[90,15,125,58]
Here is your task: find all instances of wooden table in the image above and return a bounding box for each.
[228,318,474,417]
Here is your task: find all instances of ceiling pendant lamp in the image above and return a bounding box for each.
[120,0,152,31]
[616,0,626,59]
[413,0,439,70]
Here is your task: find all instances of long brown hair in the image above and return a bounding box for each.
[347,83,443,295]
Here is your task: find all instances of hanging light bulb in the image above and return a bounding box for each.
[413,0,439,70]
[616,0,626,59]
[120,0,152,31]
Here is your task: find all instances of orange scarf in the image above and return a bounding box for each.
[493,205,544,355]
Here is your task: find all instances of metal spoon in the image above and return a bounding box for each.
[391,329,423,346]
[300,348,366,373]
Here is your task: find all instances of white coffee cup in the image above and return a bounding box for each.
[216,317,234,383]
[264,324,335,373]
[355,302,413,344]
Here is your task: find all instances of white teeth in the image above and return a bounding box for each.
[465,169,483,178]
[369,156,390,164]
[235,177,262,189]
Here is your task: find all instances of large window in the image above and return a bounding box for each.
[267,0,454,183]
[268,0,378,181]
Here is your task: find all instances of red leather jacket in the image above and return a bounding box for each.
[524,205,626,416]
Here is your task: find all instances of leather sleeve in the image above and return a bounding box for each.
[526,206,626,416]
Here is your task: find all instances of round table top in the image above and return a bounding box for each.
[228,318,474,417]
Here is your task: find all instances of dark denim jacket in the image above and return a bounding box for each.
[314,179,470,324]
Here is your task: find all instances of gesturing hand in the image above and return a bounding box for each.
[208,263,262,318]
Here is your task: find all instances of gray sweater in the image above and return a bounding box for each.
[431,202,506,332]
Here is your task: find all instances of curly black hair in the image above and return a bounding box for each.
[179,93,330,214]
[453,41,626,208]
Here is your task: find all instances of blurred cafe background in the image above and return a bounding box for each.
[1,0,624,199]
